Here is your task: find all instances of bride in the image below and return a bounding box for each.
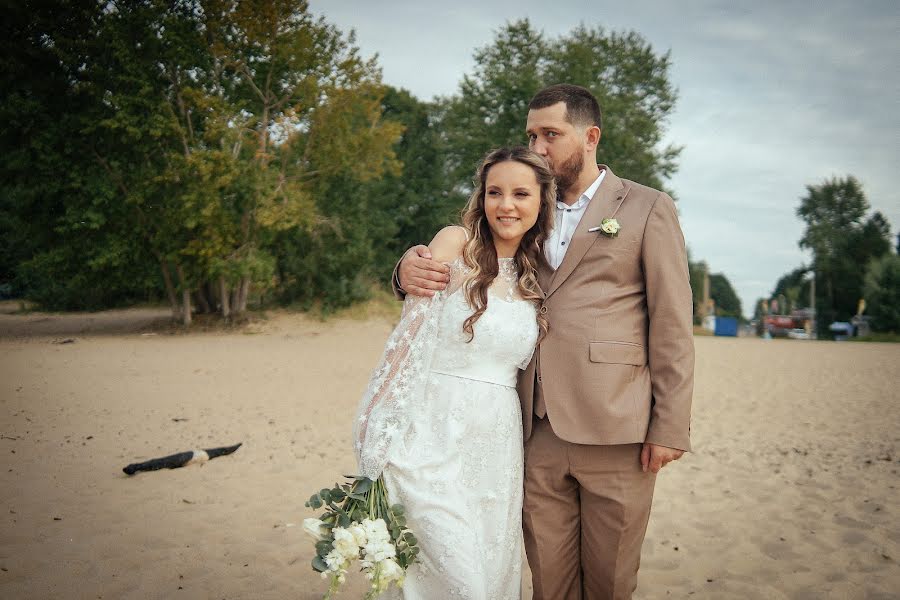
[354,146,556,599]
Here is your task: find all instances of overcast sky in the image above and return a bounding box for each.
[309,0,900,317]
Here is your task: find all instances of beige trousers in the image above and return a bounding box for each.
[523,417,657,600]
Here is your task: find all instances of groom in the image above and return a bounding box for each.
[394,84,694,599]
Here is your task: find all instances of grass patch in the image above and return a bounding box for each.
[0,299,38,315]
[849,332,900,343]
[330,288,402,322]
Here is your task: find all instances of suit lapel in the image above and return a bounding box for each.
[546,165,627,298]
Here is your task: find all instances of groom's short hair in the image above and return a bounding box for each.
[529,84,602,130]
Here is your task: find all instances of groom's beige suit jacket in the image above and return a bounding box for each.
[521,165,693,451]
[394,165,693,452]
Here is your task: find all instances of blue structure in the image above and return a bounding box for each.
[714,316,739,337]
[829,321,853,341]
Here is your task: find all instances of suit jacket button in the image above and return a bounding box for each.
[539,305,548,315]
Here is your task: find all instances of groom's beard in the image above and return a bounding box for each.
[552,148,584,197]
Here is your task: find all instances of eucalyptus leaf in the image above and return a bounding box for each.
[312,556,328,572]
[316,540,333,558]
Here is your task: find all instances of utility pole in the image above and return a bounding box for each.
[809,269,816,339]
[702,262,710,321]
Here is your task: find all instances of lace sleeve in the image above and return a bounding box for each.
[353,283,449,479]
[517,346,535,370]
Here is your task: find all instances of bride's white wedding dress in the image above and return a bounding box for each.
[355,255,538,599]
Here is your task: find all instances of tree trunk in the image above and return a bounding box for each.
[175,264,191,326]
[219,276,230,319]
[204,281,218,313]
[159,260,180,321]
[181,288,192,326]
[237,276,251,313]
[230,286,240,315]
[194,288,211,314]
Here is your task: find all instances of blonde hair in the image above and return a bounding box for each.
[458,147,555,343]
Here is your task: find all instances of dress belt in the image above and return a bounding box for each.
[429,369,517,389]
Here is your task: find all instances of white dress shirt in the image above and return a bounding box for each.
[544,169,606,270]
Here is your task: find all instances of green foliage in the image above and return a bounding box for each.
[3,0,402,316]
[686,247,706,324]
[686,246,743,321]
[770,266,811,314]
[708,273,742,319]
[863,253,900,332]
[439,19,680,194]
[849,332,900,343]
[1,0,160,307]
[796,176,892,331]
[3,12,691,317]
[366,87,460,280]
[272,219,375,312]
[271,85,459,312]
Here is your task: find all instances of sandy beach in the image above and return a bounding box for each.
[1,306,898,599]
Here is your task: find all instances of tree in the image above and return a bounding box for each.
[1,0,164,309]
[439,20,680,195]
[270,85,457,312]
[439,21,546,189]
[544,25,680,192]
[686,247,707,324]
[4,0,402,322]
[366,87,459,281]
[709,273,742,319]
[863,253,900,332]
[770,266,812,314]
[797,176,892,331]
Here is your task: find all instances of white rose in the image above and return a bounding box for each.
[364,539,396,563]
[601,219,619,234]
[324,548,346,572]
[332,526,359,559]
[347,523,367,547]
[362,518,391,544]
[379,558,404,583]
[302,518,327,541]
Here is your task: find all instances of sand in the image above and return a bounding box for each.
[0,306,898,599]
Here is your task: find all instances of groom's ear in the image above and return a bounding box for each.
[584,125,601,151]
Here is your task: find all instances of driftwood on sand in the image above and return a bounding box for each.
[123,443,242,475]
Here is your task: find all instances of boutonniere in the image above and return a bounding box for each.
[588,218,620,238]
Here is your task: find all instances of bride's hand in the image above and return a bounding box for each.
[399,245,451,297]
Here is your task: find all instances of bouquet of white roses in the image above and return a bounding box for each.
[303,475,419,599]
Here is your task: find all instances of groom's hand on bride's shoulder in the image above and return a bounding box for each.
[641,443,685,474]
[398,245,451,297]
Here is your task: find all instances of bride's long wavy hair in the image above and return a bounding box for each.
[459,147,555,343]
